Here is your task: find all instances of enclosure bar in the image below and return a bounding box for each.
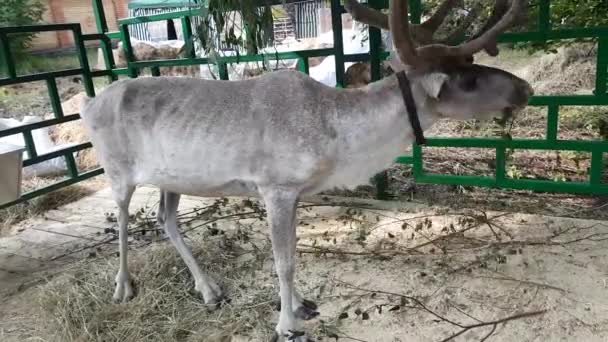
[0,114,81,138]
[595,37,608,95]
[546,104,559,141]
[538,0,551,36]
[91,0,118,83]
[65,153,79,179]
[151,66,161,76]
[409,0,422,24]
[0,33,16,79]
[412,144,424,177]
[22,143,93,167]
[99,36,118,82]
[92,0,109,33]
[297,58,309,74]
[529,95,608,106]
[495,147,506,182]
[181,16,196,59]
[119,24,138,78]
[106,31,121,39]
[218,63,229,80]
[415,173,608,195]
[22,131,38,159]
[127,47,337,68]
[331,0,345,87]
[46,78,64,118]
[0,69,84,86]
[589,149,603,185]
[395,155,414,164]
[369,0,383,82]
[420,137,608,152]
[118,9,203,25]
[0,169,104,211]
[73,27,96,97]
[0,23,80,34]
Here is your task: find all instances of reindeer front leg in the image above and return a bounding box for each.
[262,187,309,342]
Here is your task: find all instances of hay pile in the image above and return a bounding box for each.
[36,231,279,342]
[523,43,597,95]
[97,38,199,77]
[45,92,99,171]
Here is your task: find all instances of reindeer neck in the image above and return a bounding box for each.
[333,74,439,151]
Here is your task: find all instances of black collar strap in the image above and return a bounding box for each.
[396,70,426,146]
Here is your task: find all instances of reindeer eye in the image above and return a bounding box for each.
[461,75,478,92]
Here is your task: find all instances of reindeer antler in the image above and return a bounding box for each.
[344,0,526,64]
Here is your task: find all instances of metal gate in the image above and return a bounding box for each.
[1,0,608,211]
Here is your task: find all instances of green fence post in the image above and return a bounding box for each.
[22,131,38,159]
[495,147,506,185]
[119,24,138,78]
[595,37,607,96]
[412,143,424,177]
[538,0,551,34]
[409,0,422,24]
[589,148,603,185]
[46,78,64,118]
[330,0,345,87]
[368,0,383,82]
[151,66,161,76]
[546,104,559,141]
[297,57,309,74]
[73,27,96,96]
[218,62,229,80]
[181,16,196,59]
[0,33,16,78]
[92,0,117,82]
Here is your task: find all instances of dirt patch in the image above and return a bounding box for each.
[1,194,608,341]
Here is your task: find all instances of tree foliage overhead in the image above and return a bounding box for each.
[195,0,275,57]
[0,0,45,63]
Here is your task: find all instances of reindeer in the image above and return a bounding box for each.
[79,0,532,340]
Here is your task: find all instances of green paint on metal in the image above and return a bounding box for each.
[546,104,559,141]
[91,0,118,82]
[119,25,138,78]
[297,58,309,74]
[596,37,607,96]
[181,16,196,59]
[368,0,383,82]
[3,1,608,209]
[119,8,204,25]
[330,0,345,87]
[65,153,79,179]
[409,0,422,24]
[538,0,551,34]
[22,131,37,159]
[218,62,229,80]
[589,149,603,185]
[128,0,202,10]
[0,169,104,211]
[46,78,64,118]
[0,33,16,78]
[495,147,506,181]
[73,27,96,96]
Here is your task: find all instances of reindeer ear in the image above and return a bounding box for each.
[419,72,449,99]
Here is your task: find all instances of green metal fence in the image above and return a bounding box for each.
[1,0,607,210]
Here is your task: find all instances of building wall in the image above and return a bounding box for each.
[30,0,128,51]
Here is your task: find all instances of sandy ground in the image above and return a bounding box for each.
[1,186,607,341]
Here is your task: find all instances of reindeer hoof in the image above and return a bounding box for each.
[112,278,135,303]
[271,330,313,342]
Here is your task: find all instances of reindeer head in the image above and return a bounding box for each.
[344,0,533,121]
